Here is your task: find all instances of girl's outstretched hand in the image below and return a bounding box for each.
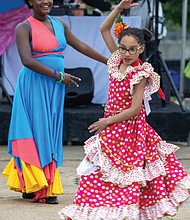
[63,73,81,87]
[88,118,110,134]
[118,0,139,10]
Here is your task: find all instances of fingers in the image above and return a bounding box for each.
[89,126,102,135]
[69,74,81,87]
[69,74,81,82]
[131,3,139,7]
[88,120,105,134]
[88,124,95,133]
[63,73,81,87]
[88,123,98,133]
[120,0,139,8]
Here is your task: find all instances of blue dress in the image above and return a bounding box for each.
[2,16,67,201]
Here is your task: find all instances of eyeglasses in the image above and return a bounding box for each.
[118,45,142,55]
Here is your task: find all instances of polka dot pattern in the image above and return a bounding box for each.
[74,173,140,208]
[59,50,190,220]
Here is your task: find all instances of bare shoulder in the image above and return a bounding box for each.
[16,20,30,32]
[54,16,67,27]
[15,21,31,41]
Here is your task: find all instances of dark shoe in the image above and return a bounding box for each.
[45,197,59,204]
[22,192,35,199]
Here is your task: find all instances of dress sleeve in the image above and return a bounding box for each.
[107,50,121,76]
[130,62,160,98]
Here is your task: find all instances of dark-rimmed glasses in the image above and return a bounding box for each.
[118,45,142,55]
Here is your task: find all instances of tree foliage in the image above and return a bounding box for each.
[162,0,190,31]
[109,0,190,31]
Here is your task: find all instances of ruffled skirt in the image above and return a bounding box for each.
[2,157,63,201]
[59,111,190,219]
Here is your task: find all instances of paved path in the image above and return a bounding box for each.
[0,143,190,220]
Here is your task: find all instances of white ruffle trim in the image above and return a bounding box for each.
[58,176,190,220]
[129,63,160,116]
[129,64,160,98]
[107,50,161,116]
[140,175,190,219]
[107,50,160,97]
[169,175,190,207]
[156,141,180,164]
[59,203,139,220]
[77,135,179,188]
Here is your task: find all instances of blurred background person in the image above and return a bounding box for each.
[129,0,167,60]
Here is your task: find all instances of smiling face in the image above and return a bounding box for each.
[119,35,144,66]
[28,0,53,16]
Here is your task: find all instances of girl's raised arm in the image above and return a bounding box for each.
[100,0,139,54]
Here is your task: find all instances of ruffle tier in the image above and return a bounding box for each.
[77,135,180,187]
[59,134,190,220]
[107,50,160,99]
[2,158,63,201]
[58,176,190,220]
[59,175,190,220]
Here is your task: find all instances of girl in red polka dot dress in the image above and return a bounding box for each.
[59,1,190,219]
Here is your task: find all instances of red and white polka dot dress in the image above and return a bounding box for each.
[59,51,190,220]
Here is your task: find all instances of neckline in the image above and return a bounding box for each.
[31,16,56,37]
[32,14,49,22]
[119,58,142,74]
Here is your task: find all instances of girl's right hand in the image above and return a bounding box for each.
[62,72,81,87]
[88,118,110,134]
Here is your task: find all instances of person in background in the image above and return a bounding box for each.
[59,0,190,219]
[129,0,167,60]
[67,0,87,16]
[82,0,113,16]
[63,0,112,16]
[82,0,112,11]
[2,0,107,205]
[129,0,167,36]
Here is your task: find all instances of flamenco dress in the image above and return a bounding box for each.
[59,50,190,219]
[2,16,67,202]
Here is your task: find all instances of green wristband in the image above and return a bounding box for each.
[57,72,65,83]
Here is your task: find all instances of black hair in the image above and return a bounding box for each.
[23,0,33,9]
[118,27,152,45]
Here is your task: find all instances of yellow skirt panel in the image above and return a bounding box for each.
[2,158,63,196]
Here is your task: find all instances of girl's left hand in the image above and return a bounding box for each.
[118,0,139,10]
[88,118,109,134]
